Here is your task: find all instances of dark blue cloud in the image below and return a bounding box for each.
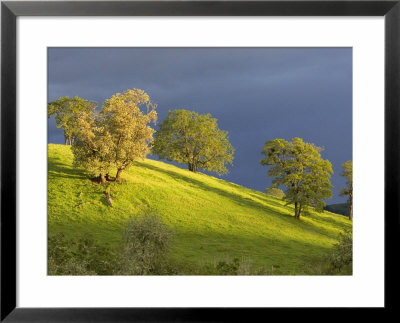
[48,47,352,204]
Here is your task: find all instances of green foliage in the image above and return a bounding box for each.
[339,160,353,220]
[71,89,157,182]
[215,257,242,275]
[48,144,352,275]
[200,257,242,275]
[74,235,121,275]
[48,96,97,145]
[152,109,234,175]
[260,137,333,219]
[300,230,352,275]
[100,89,157,182]
[265,187,285,199]
[174,256,260,275]
[328,230,352,273]
[48,233,119,275]
[121,211,174,275]
[48,216,175,276]
[71,111,114,182]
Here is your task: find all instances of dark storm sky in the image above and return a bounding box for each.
[48,48,352,204]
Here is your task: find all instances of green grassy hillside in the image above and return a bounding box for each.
[48,144,352,274]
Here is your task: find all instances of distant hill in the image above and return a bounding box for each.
[324,203,349,217]
[48,144,352,274]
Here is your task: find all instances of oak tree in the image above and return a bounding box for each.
[152,109,234,175]
[48,96,97,145]
[260,137,333,219]
[71,111,113,184]
[339,160,353,220]
[100,89,157,182]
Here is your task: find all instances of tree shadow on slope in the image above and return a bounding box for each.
[248,192,350,232]
[136,162,277,210]
[248,192,289,209]
[305,211,351,230]
[135,162,341,239]
[48,160,87,180]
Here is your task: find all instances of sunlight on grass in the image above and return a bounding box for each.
[48,144,352,274]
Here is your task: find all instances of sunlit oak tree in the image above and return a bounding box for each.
[339,160,353,221]
[100,89,157,182]
[71,111,113,184]
[260,137,333,220]
[71,89,157,183]
[48,96,97,145]
[152,109,234,175]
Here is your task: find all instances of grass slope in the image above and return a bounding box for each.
[48,144,352,274]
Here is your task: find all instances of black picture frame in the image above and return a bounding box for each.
[1,0,399,321]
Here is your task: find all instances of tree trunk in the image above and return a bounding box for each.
[188,162,198,173]
[348,204,352,221]
[294,202,302,219]
[294,202,299,219]
[348,194,353,220]
[100,173,106,184]
[64,136,68,145]
[116,169,123,182]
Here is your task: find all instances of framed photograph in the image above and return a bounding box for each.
[1,0,399,320]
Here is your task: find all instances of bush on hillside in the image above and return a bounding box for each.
[300,230,352,275]
[121,211,174,275]
[48,233,91,275]
[328,230,352,273]
[265,187,285,199]
[48,212,175,275]
[215,257,256,275]
[48,233,119,275]
[180,256,260,275]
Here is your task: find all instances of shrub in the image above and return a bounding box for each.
[74,235,120,275]
[328,230,352,273]
[265,187,285,199]
[216,257,240,275]
[48,233,119,275]
[48,233,93,275]
[189,256,256,275]
[300,230,352,275]
[121,211,174,275]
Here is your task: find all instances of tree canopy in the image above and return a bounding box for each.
[260,137,333,219]
[71,89,157,183]
[152,109,234,175]
[48,96,97,145]
[339,160,353,220]
[100,89,157,182]
[265,187,286,199]
[71,111,113,184]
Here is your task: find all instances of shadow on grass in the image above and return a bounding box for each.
[305,211,351,230]
[135,162,341,238]
[248,192,289,209]
[137,162,280,210]
[48,160,87,180]
[249,192,350,232]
